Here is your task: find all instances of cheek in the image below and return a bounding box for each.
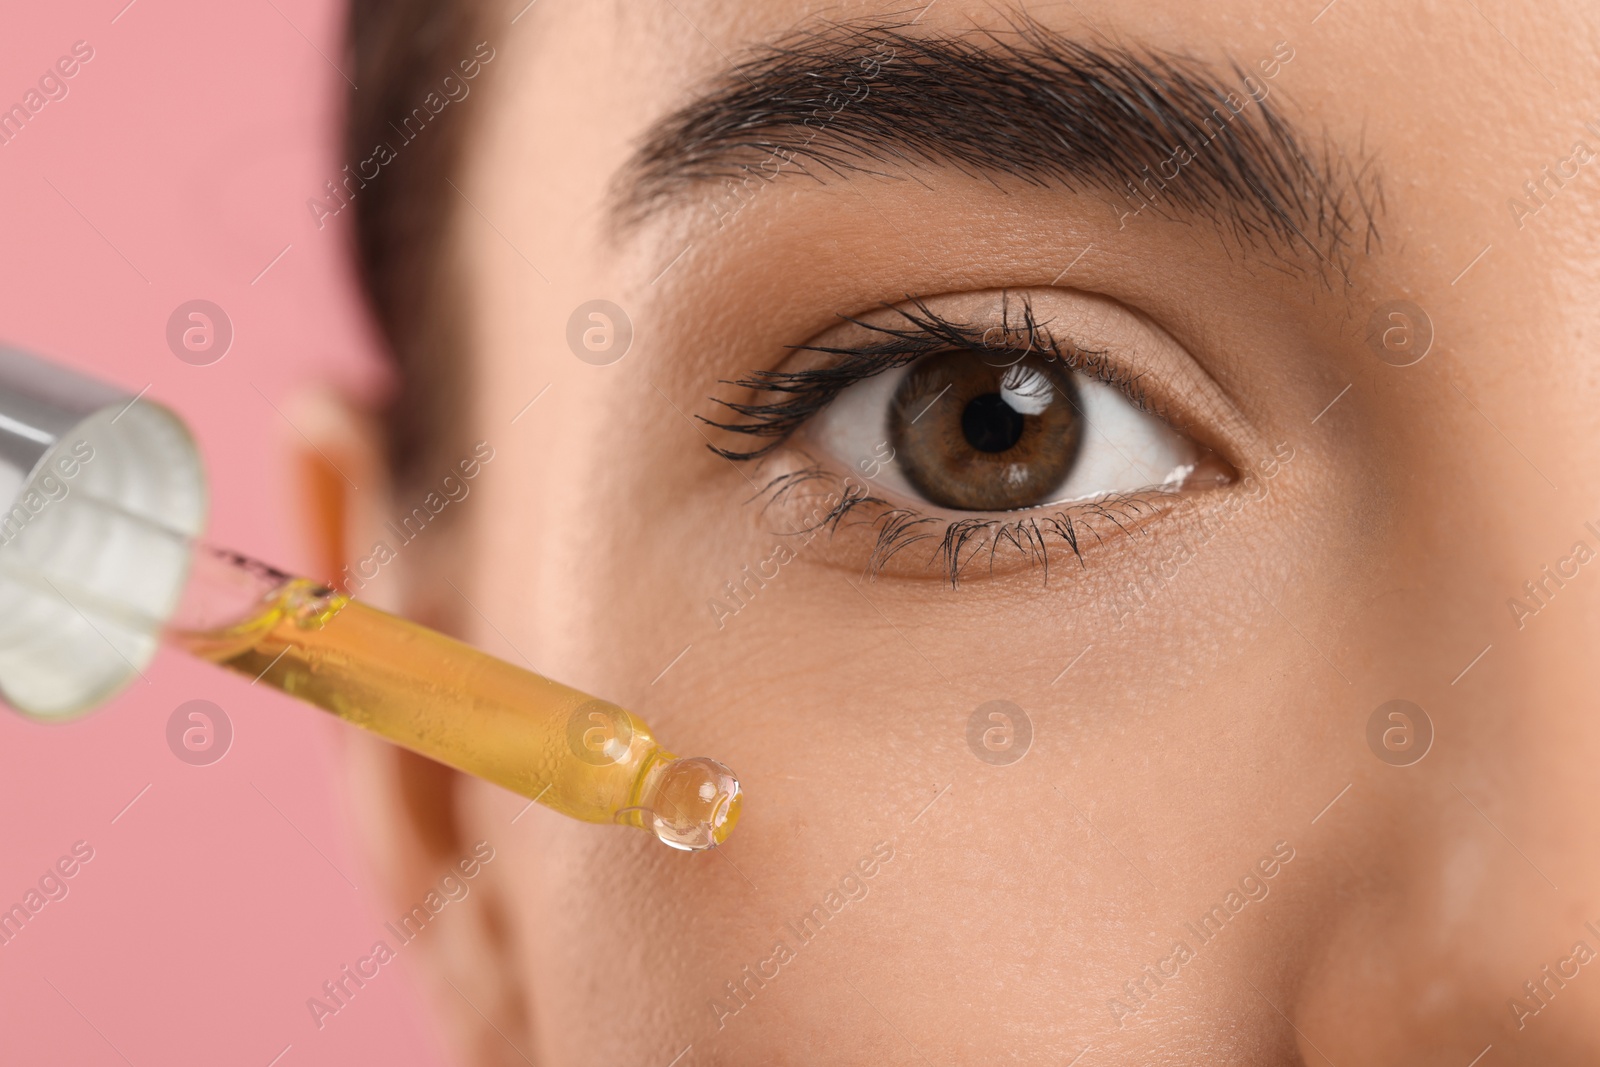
[494,802,777,1059]
[489,444,1174,1052]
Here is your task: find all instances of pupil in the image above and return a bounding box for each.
[961,393,1025,453]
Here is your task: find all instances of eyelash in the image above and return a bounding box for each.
[756,468,1161,585]
[701,295,1152,460]
[700,295,1186,584]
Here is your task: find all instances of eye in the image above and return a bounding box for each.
[702,291,1242,581]
[807,346,1204,513]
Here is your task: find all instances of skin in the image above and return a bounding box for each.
[314,1,1600,1063]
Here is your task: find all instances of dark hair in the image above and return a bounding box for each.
[345,0,494,491]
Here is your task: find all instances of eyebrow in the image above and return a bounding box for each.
[615,17,1382,277]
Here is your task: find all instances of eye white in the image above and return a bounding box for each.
[807,358,1198,511]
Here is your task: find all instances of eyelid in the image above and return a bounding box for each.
[756,453,1196,584]
[705,287,1249,471]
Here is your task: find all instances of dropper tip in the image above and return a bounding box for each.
[637,756,742,851]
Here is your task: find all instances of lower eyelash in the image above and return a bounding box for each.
[756,462,1161,585]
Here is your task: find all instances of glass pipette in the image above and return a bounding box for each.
[167,545,741,851]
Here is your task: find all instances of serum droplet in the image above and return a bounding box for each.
[634,756,742,851]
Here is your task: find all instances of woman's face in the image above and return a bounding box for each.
[352,1,1600,1062]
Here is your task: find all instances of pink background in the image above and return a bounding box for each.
[0,1,451,1063]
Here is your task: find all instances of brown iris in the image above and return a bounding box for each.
[889,350,1084,511]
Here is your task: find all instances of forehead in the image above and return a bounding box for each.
[505,0,1571,254]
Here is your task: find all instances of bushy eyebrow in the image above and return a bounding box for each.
[614,16,1382,277]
